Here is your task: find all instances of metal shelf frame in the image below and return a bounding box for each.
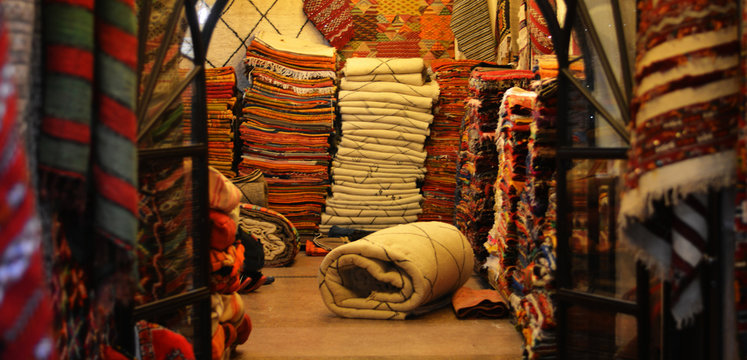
[132,0,227,358]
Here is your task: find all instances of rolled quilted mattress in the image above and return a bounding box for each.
[318,221,474,319]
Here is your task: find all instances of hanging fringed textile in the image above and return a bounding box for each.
[451,0,496,62]
[303,0,354,50]
[619,0,739,327]
[40,0,138,355]
[0,14,54,358]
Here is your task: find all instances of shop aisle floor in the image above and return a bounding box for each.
[234,253,523,359]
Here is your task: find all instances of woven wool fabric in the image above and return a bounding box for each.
[451,0,495,62]
[325,58,434,232]
[454,67,533,271]
[203,0,326,68]
[240,32,336,240]
[204,67,239,177]
[0,19,53,359]
[318,222,474,319]
[526,0,553,63]
[339,0,454,62]
[619,0,739,327]
[41,0,139,356]
[418,59,480,224]
[496,0,511,64]
[137,159,194,305]
[303,0,354,49]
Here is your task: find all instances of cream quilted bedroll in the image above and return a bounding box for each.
[318,222,474,319]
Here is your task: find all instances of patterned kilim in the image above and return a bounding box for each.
[40,0,138,356]
[496,0,511,64]
[202,0,326,69]
[338,0,455,63]
[0,17,54,359]
[303,0,354,49]
[451,0,495,61]
[620,0,739,326]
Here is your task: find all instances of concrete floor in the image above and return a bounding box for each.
[234,254,524,359]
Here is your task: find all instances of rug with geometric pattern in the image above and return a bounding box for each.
[339,0,455,63]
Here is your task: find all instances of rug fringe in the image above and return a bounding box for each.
[246,58,336,80]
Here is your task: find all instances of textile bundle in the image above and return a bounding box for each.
[322,58,437,233]
[239,32,336,241]
[484,79,559,359]
[238,203,300,267]
[205,67,239,177]
[418,59,481,224]
[619,0,739,326]
[318,222,474,319]
[0,19,53,358]
[454,67,533,271]
[210,293,252,360]
[485,87,536,294]
[206,167,252,359]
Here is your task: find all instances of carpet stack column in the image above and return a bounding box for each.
[238,32,336,241]
[321,58,438,233]
[485,87,536,293]
[454,68,534,271]
[205,67,239,177]
[483,75,560,359]
[418,59,481,223]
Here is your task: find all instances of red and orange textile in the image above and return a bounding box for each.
[339,0,455,62]
[240,32,336,240]
[205,67,239,177]
[454,67,533,270]
[0,15,53,359]
[136,321,195,360]
[303,0,354,49]
[419,59,481,224]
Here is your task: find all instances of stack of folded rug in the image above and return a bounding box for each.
[205,67,239,177]
[239,32,336,240]
[482,77,560,359]
[454,67,534,270]
[485,87,536,296]
[321,58,438,233]
[418,59,481,223]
